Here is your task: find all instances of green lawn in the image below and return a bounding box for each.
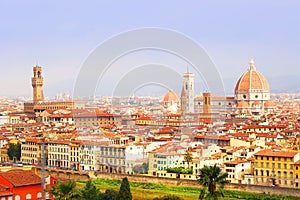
[77,178,300,200]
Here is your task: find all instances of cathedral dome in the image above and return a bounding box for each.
[235,58,269,93]
[163,90,179,108]
[163,90,179,103]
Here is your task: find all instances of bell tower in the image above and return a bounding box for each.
[32,65,44,103]
[181,72,195,114]
[203,92,211,115]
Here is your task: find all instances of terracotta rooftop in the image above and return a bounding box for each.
[225,159,249,165]
[254,149,298,158]
[0,170,41,187]
[294,160,300,165]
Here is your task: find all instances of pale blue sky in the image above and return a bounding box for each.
[1,1,299,97]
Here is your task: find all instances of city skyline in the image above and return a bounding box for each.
[1,1,300,97]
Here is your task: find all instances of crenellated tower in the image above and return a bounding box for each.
[31,65,44,103]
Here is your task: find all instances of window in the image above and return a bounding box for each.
[37,193,42,198]
[15,196,21,200]
[278,163,281,169]
[26,194,31,199]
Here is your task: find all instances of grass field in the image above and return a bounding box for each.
[77,178,300,200]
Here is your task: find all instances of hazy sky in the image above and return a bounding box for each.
[1,1,299,97]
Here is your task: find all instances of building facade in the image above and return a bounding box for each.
[253,149,300,187]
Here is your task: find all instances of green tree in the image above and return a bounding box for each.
[48,180,80,200]
[118,177,132,200]
[197,164,229,200]
[103,189,118,200]
[184,151,192,168]
[7,143,21,161]
[80,180,101,200]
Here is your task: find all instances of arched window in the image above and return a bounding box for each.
[26,194,32,199]
[37,192,42,198]
[15,196,21,200]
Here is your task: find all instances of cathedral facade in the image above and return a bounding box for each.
[162,57,275,118]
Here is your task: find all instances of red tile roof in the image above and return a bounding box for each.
[225,159,248,165]
[195,135,230,141]
[294,159,300,165]
[0,170,41,187]
[0,184,13,197]
[254,149,298,158]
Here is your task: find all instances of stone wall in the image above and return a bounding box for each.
[226,183,300,198]
[33,168,300,198]
[33,167,90,181]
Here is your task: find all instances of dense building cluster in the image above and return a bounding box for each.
[0,59,300,199]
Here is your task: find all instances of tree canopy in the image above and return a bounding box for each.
[48,180,81,200]
[103,189,118,200]
[7,143,21,161]
[197,164,229,200]
[117,177,132,200]
[81,180,101,200]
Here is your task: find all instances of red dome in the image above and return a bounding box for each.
[163,90,179,103]
[235,59,269,93]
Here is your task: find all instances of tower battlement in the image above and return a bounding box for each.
[32,65,44,103]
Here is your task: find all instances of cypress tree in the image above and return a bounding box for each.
[118,177,132,200]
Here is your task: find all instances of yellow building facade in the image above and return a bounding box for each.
[253,149,300,188]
